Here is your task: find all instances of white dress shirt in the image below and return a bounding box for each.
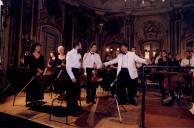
[83,52,102,75]
[181,58,191,67]
[155,55,161,65]
[121,54,128,68]
[66,48,82,80]
[190,55,194,74]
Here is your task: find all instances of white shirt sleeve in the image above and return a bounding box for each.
[96,54,102,69]
[133,53,147,64]
[66,52,75,80]
[104,58,118,67]
[83,53,88,75]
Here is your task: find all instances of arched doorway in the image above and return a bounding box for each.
[139,40,162,59]
[40,25,62,64]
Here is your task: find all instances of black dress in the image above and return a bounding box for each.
[53,57,69,94]
[25,54,44,102]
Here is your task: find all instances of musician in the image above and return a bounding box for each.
[131,47,143,97]
[24,43,44,108]
[181,50,192,67]
[66,41,82,111]
[53,45,67,94]
[155,51,162,65]
[55,45,66,68]
[83,43,102,104]
[104,43,149,105]
[47,51,57,68]
[158,50,175,104]
[101,55,112,91]
[172,54,181,72]
[181,50,193,95]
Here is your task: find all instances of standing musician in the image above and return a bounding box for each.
[83,43,102,104]
[52,45,67,94]
[104,43,149,105]
[24,43,44,108]
[66,41,82,111]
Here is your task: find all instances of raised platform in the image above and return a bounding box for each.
[0,88,194,128]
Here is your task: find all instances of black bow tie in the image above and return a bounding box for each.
[122,52,126,55]
[90,52,95,55]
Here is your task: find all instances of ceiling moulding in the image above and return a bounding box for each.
[62,0,194,15]
[95,11,105,15]
[62,0,79,7]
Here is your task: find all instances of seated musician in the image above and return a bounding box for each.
[43,51,57,76]
[181,50,192,72]
[83,43,102,104]
[158,50,175,104]
[24,43,44,108]
[47,51,57,68]
[181,50,193,95]
[172,54,181,72]
[101,55,112,91]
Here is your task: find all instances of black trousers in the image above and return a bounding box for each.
[117,68,136,103]
[86,68,97,102]
[67,68,80,108]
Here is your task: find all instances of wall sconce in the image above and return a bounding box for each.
[117,48,120,51]
[106,48,110,52]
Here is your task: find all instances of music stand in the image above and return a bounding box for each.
[42,67,55,98]
[13,75,36,106]
[49,68,67,99]
[104,78,127,123]
[0,67,16,101]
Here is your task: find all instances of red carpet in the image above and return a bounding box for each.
[145,93,194,127]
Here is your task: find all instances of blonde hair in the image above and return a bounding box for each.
[57,45,64,53]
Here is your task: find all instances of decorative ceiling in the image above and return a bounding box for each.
[63,0,194,15]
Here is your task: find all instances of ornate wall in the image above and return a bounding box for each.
[134,14,169,58]
[1,0,194,69]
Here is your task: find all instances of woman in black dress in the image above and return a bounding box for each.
[25,43,44,107]
[53,45,69,94]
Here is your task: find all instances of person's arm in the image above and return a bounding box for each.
[66,52,75,81]
[133,53,148,64]
[83,53,88,75]
[104,58,118,67]
[96,54,102,69]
